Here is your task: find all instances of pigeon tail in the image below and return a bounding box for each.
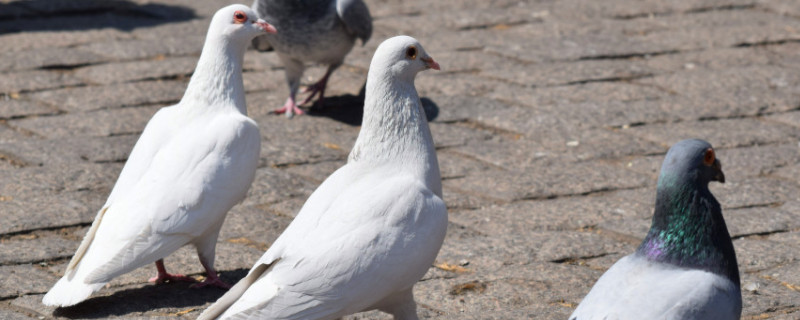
[198,262,277,320]
[42,275,106,307]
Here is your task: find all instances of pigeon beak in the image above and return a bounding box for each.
[255,19,277,34]
[421,56,440,71]
[712,159,725,183]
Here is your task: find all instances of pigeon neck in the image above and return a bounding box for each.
[636,174,740,286]
[181,33,247,115]
[349,73,442,196]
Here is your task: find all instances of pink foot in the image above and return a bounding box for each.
[273,98,305,117]
[148,272,196,284]
[149,260,197,284]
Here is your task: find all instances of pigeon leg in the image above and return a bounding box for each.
[300,69,332,106]
[300,64,339,107]
[273,57,306,117]
[190,258,231,289]
[378,289,420,320]
[149,259,196,284]
[272,96,305,117]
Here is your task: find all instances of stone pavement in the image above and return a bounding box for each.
[1,0,800,318]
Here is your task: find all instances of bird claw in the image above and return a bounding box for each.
[302,82,323,94]
[272,100,305,117]
[149,273,197,284]
[300,78,328,107]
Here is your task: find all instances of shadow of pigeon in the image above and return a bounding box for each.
[307,83,440,126]
[0,0,196,34]
[51,269,248,319]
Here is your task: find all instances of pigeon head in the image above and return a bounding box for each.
[638,138,739,286]
[658,139,725,190]
[370,36,440,82]
[209,4,277,42]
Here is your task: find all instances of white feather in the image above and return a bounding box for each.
[42,4,267,307]
[198,35,446,320]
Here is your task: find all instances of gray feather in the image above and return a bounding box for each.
[336,0,372,44]
[251,0,373,106]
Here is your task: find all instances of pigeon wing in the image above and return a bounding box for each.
[336,0,372,44]
[82,114,260,284]
[64,106,178,276]
[205,172,446,320]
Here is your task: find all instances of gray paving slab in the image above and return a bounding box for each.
[445,162,650,202]
[0,99,58,121]
[79,36,205,61]
[0,135,137,166]
[0,309,37,320]
[0,69,84,94]
[9,106,160,138]
[725,204,800,238]
[0,233,79,266]
[633,65,800,118]
[0,190,105,235]
[26,81,184,113]
[0,28,132,53]
[450,188,654,235]
[761,0,800,18]
[0,47,110,72]
[767,110,800,129]
[623,117,800,149]
[74,57,198,85]
[740,272,800,318]
[0,265,59,299]
[547,0,757,20]
[733,238,800,273]
[721,143,800,178]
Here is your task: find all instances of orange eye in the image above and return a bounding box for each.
[406,46,417,59]
[233,11,247,23]
[703,148,715,166]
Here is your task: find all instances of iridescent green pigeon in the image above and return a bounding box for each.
[570,139,741,320]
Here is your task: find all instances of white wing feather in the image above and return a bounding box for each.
[199,164,447,320]
[43,110,260,307]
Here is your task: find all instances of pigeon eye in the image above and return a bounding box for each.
[406,46,417,59]
[703,148,715,166]
[233,11,247,23]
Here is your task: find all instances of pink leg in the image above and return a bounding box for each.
[272,96,305,117]
[299,76,328,106]
[149,259,196,284]
[299,67,334,107]
[190,259,231,289]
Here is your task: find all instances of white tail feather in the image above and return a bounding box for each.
[198,262,277,320]
[41,275,106,307]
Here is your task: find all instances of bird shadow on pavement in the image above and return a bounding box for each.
[0,0,195,34]
[51,269,248,319]
[307,83,440,126]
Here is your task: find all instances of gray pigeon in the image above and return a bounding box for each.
[252,0,372,116]
[570,139,741,320]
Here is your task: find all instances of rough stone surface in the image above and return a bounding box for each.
[1,0,799,319]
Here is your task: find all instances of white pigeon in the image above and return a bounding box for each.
[42,5,277,307]
[197,35,444,320]
[251,0,372,116]
[569,139,741,320]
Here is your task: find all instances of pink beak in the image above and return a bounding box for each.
[255,19,277,34]
[421,56,440,71]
